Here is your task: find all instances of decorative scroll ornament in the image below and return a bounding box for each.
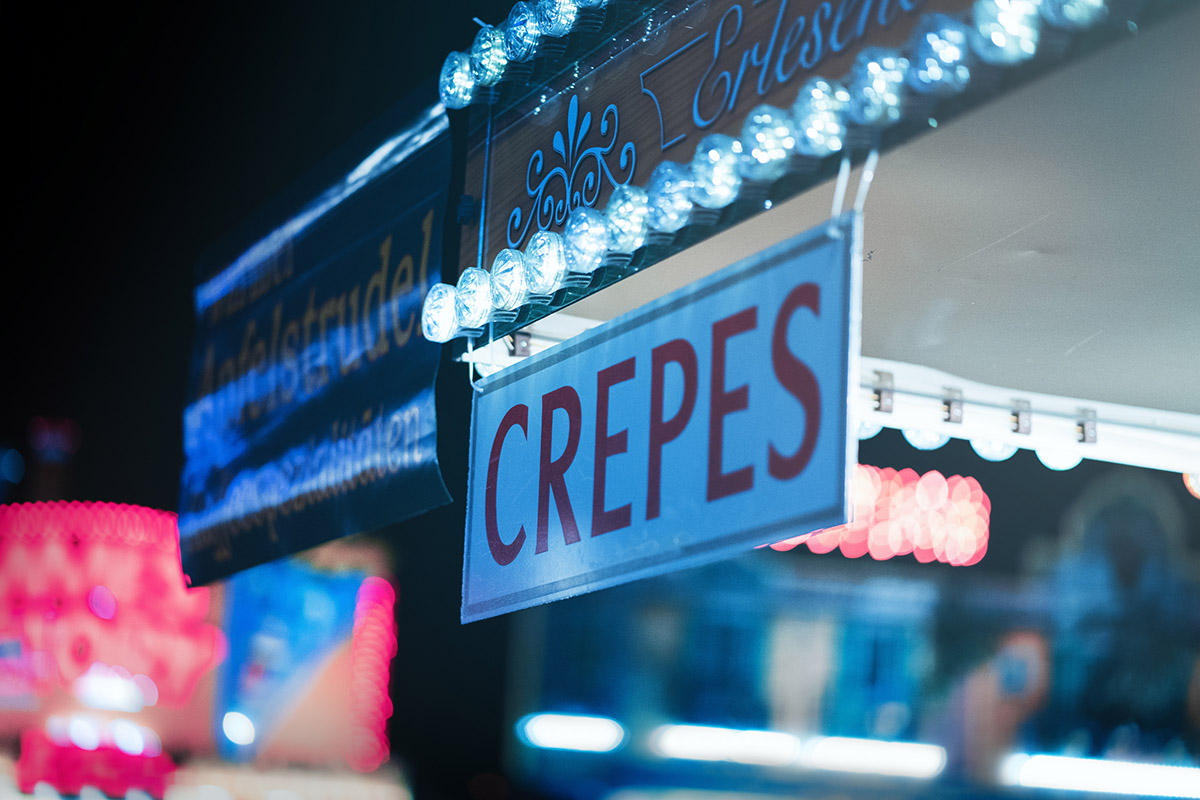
[507,94,636,249]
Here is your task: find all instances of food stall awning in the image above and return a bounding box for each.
[559,9,1198,417]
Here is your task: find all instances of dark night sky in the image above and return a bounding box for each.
[9,1,507,508]
[6,4,1199,799]
[9,4,517,797]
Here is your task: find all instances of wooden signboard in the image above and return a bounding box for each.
[457,0,972,278]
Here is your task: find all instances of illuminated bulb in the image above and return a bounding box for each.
[505,1,541,62]
[420,283,460,343]
[455,267,493,329]
[109,719,145,756]
[45,716,70,745]
[536,0,578,37]
[792,77,849,158]
[470,25,508,87]
[605,184,650,252]
[520,713,625,752]
[971,439,1018,461]
[563,207,612,274]
[1185,473,1200,500]
[907,14,973,95]
[1040,0,1107,29]
[524,230,567,295]
[738,105,797,181]
[857,420,882,440]
[222,711,255,746]
[971,0,1041,65]
[647,161,694,233]
[690,134,743,209]
[439,51,475,109]
[491,249,529,310]
[902,429,950,451]
[1036,448,1082,471]
[846,47,909,126]
[140,726,162,757]
[68,716,100,751]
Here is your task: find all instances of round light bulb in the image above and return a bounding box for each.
[470,25,508,87]
[857,420,882,440]
[907,14,973,95]
[690,134,743,209]
[792,77,849,158]
[563,207,612,274]
[970,438,1018,462]
[846,47,909,126]
[971,0,1040,65]
[1036,448,1082,471]
[455,267,493,329]
[421,283,460,343]
[1040,0,1107,29]
[646,161,694,233]
[536,0,578,37]
[505,1,541,62]
[605,184,650,253]
[491,249,529,310]
[738,105,797,182]
[902,428,950,451]
[439,51,475,110]
[1183,473,1200,500]
[524,230,568,295]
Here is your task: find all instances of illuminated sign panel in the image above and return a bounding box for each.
[462,214,860,621]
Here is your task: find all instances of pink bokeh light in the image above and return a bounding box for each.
[0,502,223,706]
[769,465,991,566]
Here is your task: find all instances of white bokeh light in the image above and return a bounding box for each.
[222,711,256,746]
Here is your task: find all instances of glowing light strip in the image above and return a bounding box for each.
[650,725,799,766]
[1001,754,1200,798]
[517,713,625,752]
[648,725,945,778]
[798,736,946,778]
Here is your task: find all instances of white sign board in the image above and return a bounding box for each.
[462,214,861,622]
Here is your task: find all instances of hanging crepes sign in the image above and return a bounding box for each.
[458,0,971,277]
[180,98,453,585]
[462,214,861,621]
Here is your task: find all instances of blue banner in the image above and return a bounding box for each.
[462,214,861,622]
[180,96,452,584]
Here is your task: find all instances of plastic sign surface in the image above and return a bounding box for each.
[462,214,861,622]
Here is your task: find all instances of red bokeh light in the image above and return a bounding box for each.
[769,465,992,566]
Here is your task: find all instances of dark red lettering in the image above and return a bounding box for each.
[537,386,582,552]
[593,357,636,536]
[769,283,822,480]
[707,308,757,501]
[486,404,528,566]
[647,339,698,520]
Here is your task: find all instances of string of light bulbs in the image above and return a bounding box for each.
[424,0,1112,345]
